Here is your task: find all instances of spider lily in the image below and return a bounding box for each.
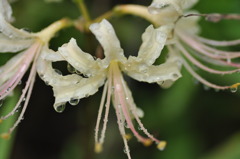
[38,19,181,158]
[148,0,240,91]
[117,0,240,92]
[0,0,71,138]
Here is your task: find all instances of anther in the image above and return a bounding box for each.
[95,143,103,153]
[1,133,10,140]
[157,141,167,151]
[143,139,153,147]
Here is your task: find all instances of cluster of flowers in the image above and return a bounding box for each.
[0,0,239,158]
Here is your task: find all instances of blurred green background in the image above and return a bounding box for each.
[0,0,240,159]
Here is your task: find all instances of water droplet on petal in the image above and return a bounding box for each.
[54,103,66,113]
[230,87,238,93]
[0,100,3,107]
[67,63,75,73]
[69,98,80,106]
[54,69,62,75]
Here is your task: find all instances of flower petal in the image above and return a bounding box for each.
[136,24,171,66]
[52,74,106,107]
[58,38,104,76]
[89,19,126,63]
[0,0,14,22]
[148,0,198,15]
[123,50,182,87]
[0,15,33,39]
[37,57,82,86]
[40,46,65,62]
[0,33,33,52]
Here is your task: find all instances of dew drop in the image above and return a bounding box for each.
[54,69,62,75]
[138,126,142,130]
[69,98,80,106]
[54,103,66,113]
[0,100,3,107]
[18,80,22,85]
[67,63,75,73]
[230,87,238,93]
[123,147,130,154]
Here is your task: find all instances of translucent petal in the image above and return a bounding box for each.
[0,0,13,22]
[137,25,171,66]
[40,46,64,62]
[0,15,33,39]
[148,0,198,15]
[89,19,126,63]
[58,38,104,76]
[122,51,182,86]
[0,33,33,52]
[52,74,106,106]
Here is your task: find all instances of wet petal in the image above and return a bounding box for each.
[58,38,104,76]
[136,25,171,66]
[53,74,106,107]
[37,58,82,86]
[123,51,182,87]
[89,19,126,63]
[0,15,33,39]
[0,33,33,52]
[148,0,198,15]
[40,46,64,62]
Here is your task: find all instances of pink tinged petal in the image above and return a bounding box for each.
[0,42,41,100]
[0,33,33,52]
[58,38,102,76]
[89,19,126,62]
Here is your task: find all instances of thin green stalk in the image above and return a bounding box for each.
[0,91,20,159]
[74,0,91,22]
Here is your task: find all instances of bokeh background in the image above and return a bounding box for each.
[1,0,240,159]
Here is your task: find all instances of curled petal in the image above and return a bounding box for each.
[37,58,82,86]
[40,46,65,62]
[0,15,33,39]
[137,25,171,66]
[89,19,126,63]
[148,0,198,15]
[58,38,104,76]
[52,74,106,108]
[0,33,33,52]
[123,51,182,87]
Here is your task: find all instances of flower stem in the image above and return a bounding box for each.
[73,0,91,22]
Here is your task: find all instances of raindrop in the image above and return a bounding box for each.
[54,69,62,75]
[123,148,130,154]
[230,87,238,93]
[54,103,66,113]
[138,126,142,130]
[69,98,80,106]
[0,100,3,107]
[18,80,22,85]
[67,63,75,73]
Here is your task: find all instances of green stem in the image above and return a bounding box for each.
[74,0,91,22]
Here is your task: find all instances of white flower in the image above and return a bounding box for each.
[38,19,181,158]
[0,0,70,138]
[147,0,240,91]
